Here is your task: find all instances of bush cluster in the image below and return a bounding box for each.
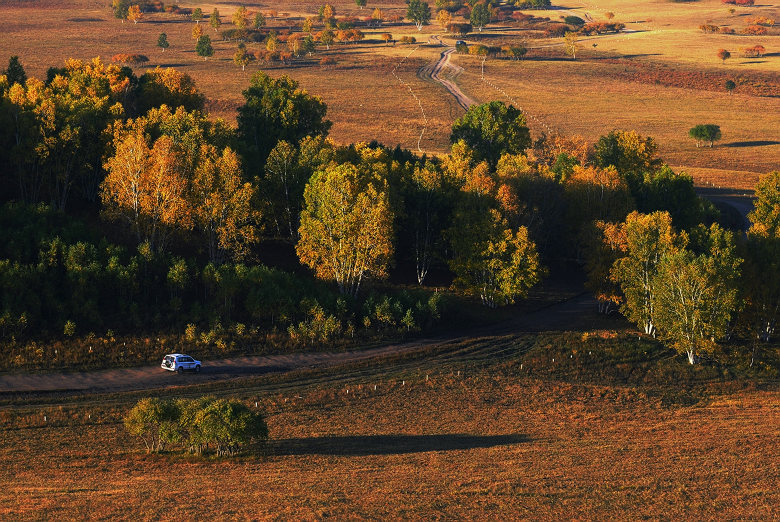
[124,397,268,456]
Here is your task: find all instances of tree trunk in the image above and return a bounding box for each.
[687,350,696,365]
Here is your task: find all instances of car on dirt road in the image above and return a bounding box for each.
[161,354,201,374]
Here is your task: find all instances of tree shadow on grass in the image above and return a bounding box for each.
[271,433,530,456]
[723,140,780,148]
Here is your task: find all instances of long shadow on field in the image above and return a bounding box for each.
[723,140,780,148]
[271,433,529,456]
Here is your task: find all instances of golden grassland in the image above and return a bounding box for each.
[1,342,778,519]
[1,0,777,189]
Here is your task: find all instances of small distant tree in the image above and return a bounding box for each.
[407,0,432,31]
[196,35,214,60]
[437,9,451,30]
[470,3,491,32]
[233,6,248,29]
[302,34,317,56]
[157,33,170,52]
[112,0,129,22]
[371,7,384,26]
[321,4,335,26]
[320,29,335,49]
[355,0,367,8]
[210,8,222,32]
[502,44,527,60]
[563,31,579,59]
[128,4,143,24]
[717,48,731,63]
[448,22,472,37]
[725,79,736,93]
[4,56,27,86]
[302,16,314,33]
[381,32,393,45]
[192,7,203,23]
[605,11,615,20]
[688,124,722,148]
[254,12,267,29]
[192,24,204,40]
[234,43,252,70]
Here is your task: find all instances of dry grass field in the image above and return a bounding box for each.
[1,333,779,519]
[1,0,777,189]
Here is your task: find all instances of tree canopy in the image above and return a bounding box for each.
[407,0,432,31]
[450,101,531,167]
[688,124,721,148]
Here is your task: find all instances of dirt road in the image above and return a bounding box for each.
[420,47,476,111]
[0,293,602,395]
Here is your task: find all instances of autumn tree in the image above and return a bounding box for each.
[593,130,661,175]
[563,31,578,59]
[611,211,686,336]
[654,224,741,364]
[688,124,721,148]
[233,6,248,29]
[381,33,393,45]
[237,72,331,172]
[584,220,625,314]
[136,67,205,114]
[296,163,393,297]
[196,35,214,60]
[192,24,204,40]
[191,146,258,263]
[210,8,222,32]
[128,4,143,24]
[407,0,432,31]
[449,208,542,307]
[371,8,384,26]
[321,4,336,26]
[470,3,491,31]
[450,101,531,167]
[157,33,170,52]
[233,43,252,70]
[717,48,731,63]
[437,9,452,29]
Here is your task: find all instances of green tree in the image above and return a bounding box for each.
[112,0,129,22]
[563,31,579,59]
[725,79,736,93]
[470,3,491,31]
[450,101,531,167]
[254,12,266,29]
[196,35,214,60]
[210,8,222,32]
[611,211,686,336]
[355,0,367,8]
[5,56,27,86]
[124,398,180,453]
[157,33,170,52]
[192,7,203,23]
[302,34,317,56]
[688,124,722,148]
[233,43,252,71]
[407,0,432,31]
[237,72,331,172]
[194,399,268,456]
[296,163,393,297]
[450,208,542,307]
[320,29,335,49]
[654,224,741,364]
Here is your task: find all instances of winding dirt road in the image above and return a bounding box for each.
[421,47,476,111]
[0,293,601,395]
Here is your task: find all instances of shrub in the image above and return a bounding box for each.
[741,45,766,57]
[718,26,736,34]
[319,56,337,67]
[699,24,719,33]
[742,25,767,35]
[564,15,585,26]
[111,54,150,64]
[544,23,568,37]
[456,41,469,53]
[399,35,417,44]
[124,398,180,453]
[580,22,625,35]
[515,0,551,9]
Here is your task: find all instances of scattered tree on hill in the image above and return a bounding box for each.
[471,3,491,31]
[448,22,472,37]
[112,0,130,22]
[321,4,336,26]
[688,124,721,148]
[192,7,203,23]
[196,35,214,60]
[124,398,179,453]
[210,8,222,32]
[128,4,143,24]
[382,33,393,45]
[157,33,170,52]
[717,48,731,63]
[502,45,527,60]
[192,24,204,40]
[450,101,531,167]
[302,35,317,56]
[254,12,267,29]
[296,163,393,297]
[563,31,579,59]
[320,29,335,49]
[372,8,384,26]
[605,11,615,20]
[437,9,451,29]
[233,6,248,29]
[407,0,432,31]
[4,56,26,86]
[725,79,736,93]
[654,224,741,364]
[233,43,252,70]
[355,0,367,8]
[302,16,314,33]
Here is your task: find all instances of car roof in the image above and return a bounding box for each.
[165,353,186,358]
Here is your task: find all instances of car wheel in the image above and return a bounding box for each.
[177,366,184,374]
[194,365,200,373]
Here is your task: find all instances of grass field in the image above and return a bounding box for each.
[1,333,778,518]
[2,0,777,188]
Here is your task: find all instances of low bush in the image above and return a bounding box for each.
[111,54,149,64]
[580,22,625,35]
[741,25,767,35]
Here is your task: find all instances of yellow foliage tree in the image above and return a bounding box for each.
[296,163,393,296]
[128,4,143,24]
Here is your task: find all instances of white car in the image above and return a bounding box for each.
[161,354,201,374]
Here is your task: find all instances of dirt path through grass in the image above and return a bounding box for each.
[0,293,603,395]
[421,47,476,111]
